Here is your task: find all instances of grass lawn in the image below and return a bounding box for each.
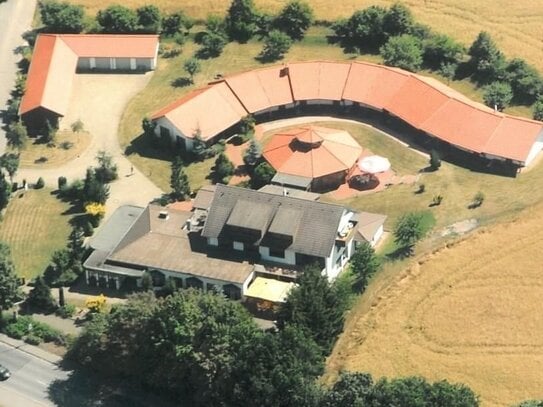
[0,189,73,280]
[19,131,91,169]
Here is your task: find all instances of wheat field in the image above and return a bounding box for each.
[325,203,543,406]
[70,0,543,71]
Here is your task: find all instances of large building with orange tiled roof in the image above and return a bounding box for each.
[151,61,543,170]
[20,34,159,134]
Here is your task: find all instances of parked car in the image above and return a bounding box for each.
[0,364,11,380]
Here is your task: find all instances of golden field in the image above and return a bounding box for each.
[325,203,543,406]
[69,0,543,71]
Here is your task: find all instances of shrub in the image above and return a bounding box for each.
[470,191,485,209]
[82,220,94,236]
[416,183,425,194]
[70,119,84,133]
[431,194,443,206]
[5,322,25,339]
[56,304,76,319]
[25,334,42,346]
[483,81,513,111]
[35,177,45,189]
[258,30,292,62]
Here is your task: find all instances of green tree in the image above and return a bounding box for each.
[533,96,543,121]
[145,290,260,403]
[170,157,190,201]
[277,264,347,354]
[468,31,506,84]
[383,2,414,38]
[183,58,201,83]
[0,242,21,312]
[26,276,56,311]
[162,12,193,36]
[483,81,513,111]
[320,372,374,407]
[259,30,292,62]
[438,62,457,84]
[0,153,19,183]
[515,402,543,407]
[141,271,153,291]
[332,6,387,53]
[275,1,314,41]
[68,226,86,262]
[251,161,276,188]
[198,31,228,58]
[192,130,211,160]
[82,167,109,204]
[43,120,57,145]
[136,5,161,33]
[97,5,139,33]
[70,119,84,133]
[243,139,262,168]
[94,150,118,183]
[380,34,423,72]
[6,122,28,150]
[0,172,11,211]
[229,325,324,407]
[423,33,464,70]
[213,153,235,184]
[350,242,380,291]
[394,212,427,254]
[504,58,543,104]
[225,0,258,43]
[39,0,85,33]
[43,249,79,287]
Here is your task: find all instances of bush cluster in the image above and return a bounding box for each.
[3,315,64,344]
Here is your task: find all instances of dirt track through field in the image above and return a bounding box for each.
[327,205,543,406]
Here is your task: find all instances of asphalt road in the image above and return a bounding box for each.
[0,0,37,153]
[0,342,67,406]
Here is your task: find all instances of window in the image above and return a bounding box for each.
[160,126,170,139]
[233,241,244,251]
[269,248,285,258]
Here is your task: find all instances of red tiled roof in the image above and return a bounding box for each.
[154,82,248,141]
[154,61,543,165]
[225,65,293,113]
[263,126,362,179]
[20,34,159,116]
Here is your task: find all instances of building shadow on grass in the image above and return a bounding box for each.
[125,132,177,162]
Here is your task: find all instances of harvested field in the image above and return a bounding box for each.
[0,189,72,279]
[68,0,543,72]
[325,203,543,407]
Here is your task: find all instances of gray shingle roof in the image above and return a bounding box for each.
[202,185,346,258]
[90,205,144,251]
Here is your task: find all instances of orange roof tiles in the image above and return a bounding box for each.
[154,82,248,141]
[263,126,362,179]
[155,60,543,165]
[225,66,293,113]
[288,61,351,101]
[60,34,158,58]
[20,34,159,117]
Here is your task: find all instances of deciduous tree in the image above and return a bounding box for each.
[394,212,427,254]
[39,0,85,33]
[136,5,161,33]
[380,34,423,72]
[225,0,258,43]
[275,1,314,41]
[259,30,292,62]
[468,31,506,84]
[6,121,28,150]
[0,153,19,182]
[0,242,21,312]
[483,81,513,111]
[183,58,201,83]
[97,5,138,34]
[350,242,380,291]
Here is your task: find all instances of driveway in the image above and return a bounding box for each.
[17,73,164,216]
[0,0,37,154]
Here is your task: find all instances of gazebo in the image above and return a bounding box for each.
[263,126,362,191]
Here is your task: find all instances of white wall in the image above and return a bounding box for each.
[370,225,384,247]
[154,117,194,151]
[524,130,543,166]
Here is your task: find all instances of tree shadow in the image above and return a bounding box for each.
[48,367,176,407]
[385,246,413,261]
[124,132,177,162]
[170,77,192,88]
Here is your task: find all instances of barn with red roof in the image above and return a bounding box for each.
[151,61,543,171]
[20,34,159,134]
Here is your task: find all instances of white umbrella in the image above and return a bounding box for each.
[358,155,391,174]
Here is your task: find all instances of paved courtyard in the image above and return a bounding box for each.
[17,73,163,217]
